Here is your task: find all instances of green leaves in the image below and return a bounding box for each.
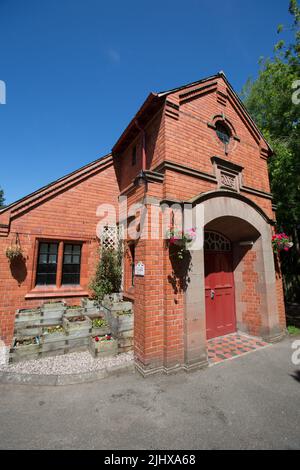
[277,24,284,34]
[0,187,4,208]
[90,245,123,302]
[242,0,300,301]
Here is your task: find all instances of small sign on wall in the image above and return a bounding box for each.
[135,261,145,277]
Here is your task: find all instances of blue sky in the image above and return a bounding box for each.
[0,0,293,204]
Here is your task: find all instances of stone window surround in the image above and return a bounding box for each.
[207,114,241,155]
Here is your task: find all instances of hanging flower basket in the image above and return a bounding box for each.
[166,227,196,259]
[272,233,293,254]
[5,245,23,261]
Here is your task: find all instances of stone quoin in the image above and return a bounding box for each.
[0,72,286,374]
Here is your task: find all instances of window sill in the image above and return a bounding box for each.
[25,286,89,300]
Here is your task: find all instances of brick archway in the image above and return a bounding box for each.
[183,193,286,371]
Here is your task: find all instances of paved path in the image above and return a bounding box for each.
[0,336,299,450]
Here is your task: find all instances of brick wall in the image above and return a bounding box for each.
[0,159,119,345]
[0,74,286,367]
[118,75,285,371]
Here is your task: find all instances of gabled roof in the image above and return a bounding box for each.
[113,71,272,154]
[0,153,113,219]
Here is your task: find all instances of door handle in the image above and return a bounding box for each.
[210,289,215,300]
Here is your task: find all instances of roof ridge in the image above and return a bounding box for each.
[157,72,223,96]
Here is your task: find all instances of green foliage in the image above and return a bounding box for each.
[90,245,123,302]
[287,325,300,335]
[92,317,108,328]
[241,1,300,302]
[0,187,4,208]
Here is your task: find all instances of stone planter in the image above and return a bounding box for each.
[89,336,118,358]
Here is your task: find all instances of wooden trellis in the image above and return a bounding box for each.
[100,225,124,251]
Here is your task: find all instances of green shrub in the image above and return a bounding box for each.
[287,325,300,335]
[90,244,122,302]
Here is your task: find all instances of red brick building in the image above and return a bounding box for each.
[0,72,286,373]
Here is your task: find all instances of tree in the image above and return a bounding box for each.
[90,244,123,302]
[0,187,4,207]
[241,0,300,301]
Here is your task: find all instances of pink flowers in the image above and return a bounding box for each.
[272,232,293,254]
[166,226,197,259]
[94,334,112,343]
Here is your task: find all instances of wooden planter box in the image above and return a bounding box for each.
[15,306,63,328]
[102,300,134,353]
[64,307,85,319]
[117,330,134,353]
[10,327,92,362]
[63,315,92,334]
[89,337,118,358]
[103,308,133,337]
[41,301,66,316]
[41,331,89,353]
[82,298,101,316]
[10,337,41,363]
[91,326,110,337]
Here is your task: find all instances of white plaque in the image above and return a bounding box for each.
[135,261,145,276]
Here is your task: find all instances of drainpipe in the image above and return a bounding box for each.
[135,120,146,171]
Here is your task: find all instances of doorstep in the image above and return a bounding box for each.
[207,332,271,365]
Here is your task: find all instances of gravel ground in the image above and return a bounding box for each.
[0,351,133,375]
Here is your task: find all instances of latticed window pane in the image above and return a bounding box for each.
[204,231,231,252]
[62,244,82,285]
[36,242,58,285]
[215,121,231,145]
[39,254,48,264]
[40,243,48,253]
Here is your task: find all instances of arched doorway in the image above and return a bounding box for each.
[204,231,236,339]
[182,192,286,372]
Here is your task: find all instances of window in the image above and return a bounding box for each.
[35,241,82,287]
[62,244,82,285]
[132,146,137,166]
[215,121,231,146]
[36,242,59,285]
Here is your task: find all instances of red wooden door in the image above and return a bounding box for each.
[205,251,236,339]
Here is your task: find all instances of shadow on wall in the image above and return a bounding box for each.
[9,256,27,285]
[168,245,192,295]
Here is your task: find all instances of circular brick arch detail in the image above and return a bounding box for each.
[183,193,285,371]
